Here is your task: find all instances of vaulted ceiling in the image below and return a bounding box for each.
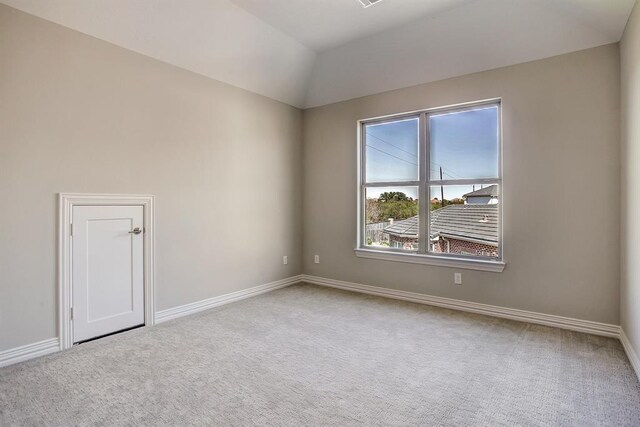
[231,0,476,51]
[1,0,635,108]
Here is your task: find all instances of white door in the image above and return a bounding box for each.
[72,205,144,343]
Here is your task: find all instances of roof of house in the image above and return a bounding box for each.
[383,216,419,238]
[462,185,499,198]
[383,204,498,245]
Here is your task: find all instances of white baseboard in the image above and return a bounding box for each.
[620,329,640,380]
[0,274,629,372]
[0,338,61,368]
[155,274,303,323]
[0,275,301,369]
[301,274,621,338]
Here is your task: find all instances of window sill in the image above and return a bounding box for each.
[354,248,506,272]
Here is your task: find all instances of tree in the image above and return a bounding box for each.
[365,198,381,223]
[366,192,418,223]
[431,197,465,211]
[378,192,413,203]
[377,192,417,221]
[379,199,417,221]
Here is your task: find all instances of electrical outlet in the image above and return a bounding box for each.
[454,272,462,285]
[314,255,320,264]
[283,255,288,265]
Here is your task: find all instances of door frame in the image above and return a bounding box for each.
[58,193,155,350]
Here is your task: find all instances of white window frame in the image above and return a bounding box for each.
[355,99,505,273]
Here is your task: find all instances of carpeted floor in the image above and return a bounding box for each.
[1,283,640,426]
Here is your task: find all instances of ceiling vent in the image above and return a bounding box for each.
[358,0,383,8]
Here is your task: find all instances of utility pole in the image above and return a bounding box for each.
[440,166,445,208]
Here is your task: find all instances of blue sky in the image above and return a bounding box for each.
[365,117,419,183]
[430,106,499,181]
[365,106,498,199]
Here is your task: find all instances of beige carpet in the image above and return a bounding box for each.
[1,283,639,426]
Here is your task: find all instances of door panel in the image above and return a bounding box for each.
[72,205,144,343]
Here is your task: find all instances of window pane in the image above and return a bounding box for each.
[365,117,419,183]
[364,186,419,250]
[428,185,499,258]
[429,106,499,180]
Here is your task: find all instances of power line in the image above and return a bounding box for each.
[431,162,463,179]
[430,162,463,179]
[366,133,417,157]
[365,132,467,179]
[365,145,418,166]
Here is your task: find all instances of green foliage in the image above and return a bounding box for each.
[430,196,465,211]
[378,199,418,221]
[367,192,418,223]
[377,192,413,202]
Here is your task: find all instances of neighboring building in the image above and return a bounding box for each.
[383,204,498,257]
[381,216,419,250]
[463,185,499,204]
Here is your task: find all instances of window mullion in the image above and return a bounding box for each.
[359,101,501,261]
[360,122,366,248]
[363,181,421,187]
[428,178,500,186]
[418,112,428,254]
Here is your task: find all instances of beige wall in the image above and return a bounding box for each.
[0,5,303,351]
[621,2,640,355]
[0,3,626,354]
[303,44,621,324]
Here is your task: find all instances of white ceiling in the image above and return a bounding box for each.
[0,0,317,107]
[231,0,475,51]
[1,0,635,108]
[305,0,636,107]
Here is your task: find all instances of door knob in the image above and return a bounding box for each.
[129,227,143,235]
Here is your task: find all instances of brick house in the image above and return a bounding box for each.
[383,204,498,257]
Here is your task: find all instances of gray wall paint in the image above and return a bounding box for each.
[0,4,626,355]
[0,5,303,351]
[621,2,640,356]
[303,44,621,325]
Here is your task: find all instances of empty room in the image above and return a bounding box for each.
[2,0,640,425]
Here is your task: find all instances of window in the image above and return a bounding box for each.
[358,101,503,271]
